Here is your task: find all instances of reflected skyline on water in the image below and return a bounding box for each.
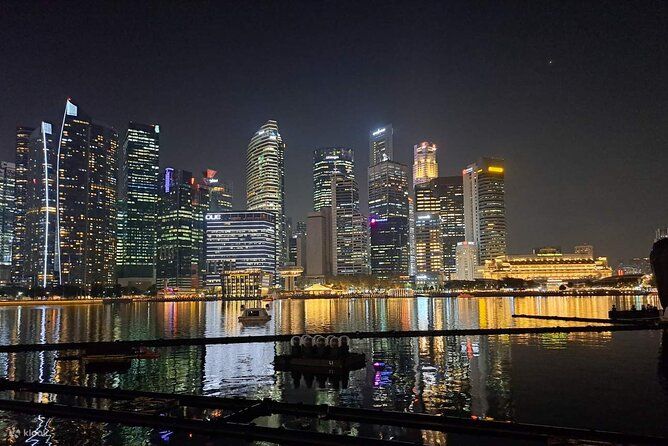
[0,295,665,445]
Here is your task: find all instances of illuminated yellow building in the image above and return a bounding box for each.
[481,248,612,281]
[221,269,272,298]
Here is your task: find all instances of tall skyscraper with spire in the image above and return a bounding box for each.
[21,122,58,288]
[246,120,286,269]
[117,122,160,289]
[56,99,118,289]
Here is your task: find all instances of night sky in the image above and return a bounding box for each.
[1,1,666,264]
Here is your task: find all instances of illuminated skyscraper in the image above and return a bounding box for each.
[368,161,409,278]
[11,126,33,285]
[204,211,277,287]
[117,122,160,289]
[157,168,208,294]
[0,162,15,283]
[331,175,369,275]
[412,141,438,187]
[247,120,286,268]
[414,182,442,284]
[463,157,506,263]
[56,99,118,289]
[369,125,393,165]
[313,147,354,211]
[202,169,233,212]
[23,123,58,288]
[428,176,465,279]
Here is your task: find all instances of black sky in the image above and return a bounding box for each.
[1,1,666,264]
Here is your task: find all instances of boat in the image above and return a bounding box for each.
[274,352,366,373]
[238,307,271,324]
[458,293,475,298]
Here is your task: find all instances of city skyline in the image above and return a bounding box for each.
[1,2,666,263]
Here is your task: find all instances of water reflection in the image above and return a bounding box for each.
[0,295,665,445]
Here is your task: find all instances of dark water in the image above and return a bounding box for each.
[0,295,665,445]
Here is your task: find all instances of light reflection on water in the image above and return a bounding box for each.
[0,295,665,445]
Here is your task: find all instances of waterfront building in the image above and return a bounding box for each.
[22,123,58,288]
[247,120,286,268]
[116,121,160,290]
[56,100,118,289]
[204,211,277,288]
[368,161,409,277]
[369,217,409,279]
[427,176,465,280]
[455,241,477,280]
[0,162,15,284]
[221,268,272,298]
[157,168,208,294]
[11,126,34,285]
[481,248,613,281]
[331,175,369,275]
[412,141,438,187]
[369,125,393,166]
[306,208,333,279]
[463,157,506,264]
[414,181,442,284]
[202,169,233,212]
[313,147,354,212]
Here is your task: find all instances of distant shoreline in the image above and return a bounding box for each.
[0,289,656,307]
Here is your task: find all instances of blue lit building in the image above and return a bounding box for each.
[204,211,277,287]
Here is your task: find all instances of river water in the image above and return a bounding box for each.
[0,295,665,445]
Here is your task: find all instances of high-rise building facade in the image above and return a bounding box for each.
[331,175,369,275]
[204,211,277,287]
[157,168,208,294]
[117,122,160,289]
[22,123,58,288]
[247,120,286,268]
[414,182,442,284]
[368,161,409,278]
[455,241,477,280]
[369,125,393,166]
[202,169,233,212]
[313,147,354,212]
[0,162,15,283]
[463,157,506,264]
[288,219,306,267]
[413,141,438,187]
[11,126,33,285]
[427,176,465,279]
[57,100,118,289]
[306,208,333,279]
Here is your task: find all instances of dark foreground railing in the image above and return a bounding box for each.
[0,379,664,445]
[1,322,665,353]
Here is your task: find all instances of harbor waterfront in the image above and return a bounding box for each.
[0,294,666,444]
